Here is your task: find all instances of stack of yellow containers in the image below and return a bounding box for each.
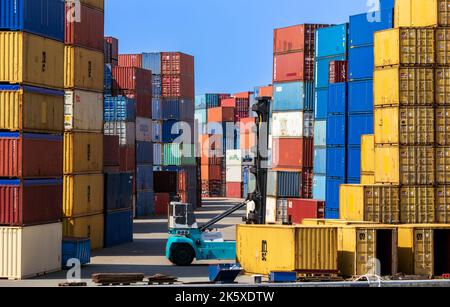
[63,0,105,250]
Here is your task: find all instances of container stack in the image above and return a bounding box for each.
[0,0,66,279]
[63,0,105,251]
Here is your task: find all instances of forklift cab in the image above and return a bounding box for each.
[168,202,198,231]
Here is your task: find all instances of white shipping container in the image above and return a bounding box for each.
[104,122,135,146]
[65,90,103,132]
[136,117,152,142]
[226,150,242,166]
[226,165,242,182]
[153,143,162,166]
[0,223,62,280]
[272,111,305,138]
[266,197,277,224]
[152,120,162,142]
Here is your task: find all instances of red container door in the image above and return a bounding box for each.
[118,54,143,68]
[273,52,305,83]
[226,182,242,198]
[155,193,170,216]
[287,199,325,224]
[104,135,120,166]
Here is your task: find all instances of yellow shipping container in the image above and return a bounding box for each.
[64,46,104,92]
[395,0,450,27]
[302,219,378,226]
[0,86,64,133]
[436,186,450,223]
[374,67,434,107]
[64,132,103,175]
[400,186,436,224]
[436,68,450,106]
[64,90,103,132]
[236,225,338,275]
[436,147,450,184]
[374,106,434,145]
[361,135,375,174]
[436,107,450,145]
[374,28,435,67]
[398,224,450,276]
[340,184,400,224]
[80,0,104,10]
[436,28,450,65]
[63,174,104,218]
[0,32,64,89]
[63,214,104,250]
[338,225,398,278]
[361,173,376,185]
[375,145,435,185]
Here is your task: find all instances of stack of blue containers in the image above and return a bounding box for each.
[347,8,394,182]
[312,24,348,217]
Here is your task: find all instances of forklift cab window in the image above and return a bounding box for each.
[170,203,197,228]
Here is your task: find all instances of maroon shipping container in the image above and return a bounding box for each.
[286,199,325,224]
[274,24,329,54]
[154,171,177,193]
[118,54,143,68]
[0,179,63,226]
[178,171,187,192]
[65,3,104,52]
[221,98,236,108]
[112,66,152,91]
[272,137,313,170]
[105,37,119,60]
[112,89,152,118]
[273,51,315,82]
[301,168,313,199]
[329,60,348,84]
[162,75,195,99]
[0,133,63,178]
[226,182,242,199]
[119,146,135,172]
[235,111,250,123]
[155,193,170,216]
[161,52,194,76]
[103,135,120,166]
[104,165,120,173]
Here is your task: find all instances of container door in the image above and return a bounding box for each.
[356,229,377,276]
[414,229,433,276]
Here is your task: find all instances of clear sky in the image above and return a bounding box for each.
[105,0,373,94]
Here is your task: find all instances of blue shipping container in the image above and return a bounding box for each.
[104,96,136,122]
[142,53,161,75]
[349,45,374,80]
[313,174,326,201]
[315,24,349,59]
[348,113,374,146]
[162,120,182,142]
[325,209,340,219]
[105,173,134,212]
[104,64,112,92]
[326,147,346,179]
[347,178,360,184]
[328,82,347,114]
[381,0,395,9]
[326,114,346,146]
[315,55,347,89]
[62,238,90,267]
[326,177,345,210]
[349,9,394,47]
[162,99,180,120]
[0,0,64,42]
[104,209,133,248]
[152,75,162,98]
[267,171,301,198]
[314,147,327,175]
[152,97,162,120]
[314,120,327,147]
[136,165,154,192]
[272,81,314,111]
[315,87,329,120]
[136,190,154,217]
[348,80,374,113]
[347,146,362,180]
[136,141,153,164]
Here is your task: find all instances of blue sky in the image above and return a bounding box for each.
[105,0,373,94]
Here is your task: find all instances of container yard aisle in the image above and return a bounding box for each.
[0,199,248,287]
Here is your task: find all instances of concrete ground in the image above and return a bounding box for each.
[0,198,253,287]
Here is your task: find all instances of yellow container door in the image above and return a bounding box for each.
[340,185,364,222]
[63,214,104,250]
[395,0,439,27]
[64,132,104,175]
[361,135,375,173]
[413,228,434,276]
[400,186,436,224]
[436,186,450,223]
[64,46,104,92]
[63,174,104,218]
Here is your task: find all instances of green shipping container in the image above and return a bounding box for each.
[181,144,196,166]
[163,144,182,166]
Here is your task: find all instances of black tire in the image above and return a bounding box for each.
[170,244,195,266]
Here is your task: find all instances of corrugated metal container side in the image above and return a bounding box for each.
[327,82,347,114]
[315,55,347,89]
[151,120,162,143]
[226,166,242,183]
[63,174,104,218]
[315,24,348,58]
[348,113,373,146]
[65,90,103,132]
[0,133,63,178]
[103,96,135,122]
[161,52,194,76]
[0,0,64,41]
[349,9,394,47]
[152,74,162,97]
[349,46,374,80]
[400,186,436,224]
[112,66,152,91]
[273,51,314,82]
[64,46,104,92]
[0,179,62,226]
[162,99,181,120]
[136,190,154,217]
[104,122,136,146]
[315,88,328,119]
[326,114,346,146]
[0,223,62,280]
[325,209,340,219]
[286,199,325,224]
[348,80,373,113]
[104,173,133,212]
[118,54,142,68]
[119,146,135,172]
[104,209,133,248]
[272,138,314,170]
[347,146,362,180]
[313,174,326,200]
[135,117,152,142]
[162,120,181,143]
[142,53,161,75]
[326,147,346,178]
[325,177,345,210]
[267,171,301,198]
[0,32,64,89]
[274,24,329,54]
[65,3,104,51]
[152,97,162,120]
[314,120,327,146]
[63,132,103,175]
[103,135,120,166]
[161,74,195,100]
[63,214,104,250]
[104,64,112,92]
[272,82,314,111]
[272,111,305,138]
[136,141,153,165]
[163,143,182,166]
[0,85,64,133]
[136,165,153,192]
[314,147,326,175]
[180,98,195,121]
[153,143,163,166]
[62,237,90,267]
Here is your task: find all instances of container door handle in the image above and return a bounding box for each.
[88,61,92,78]
[87,144,91,161]
[87,185,91,203]
[42,52,47,72]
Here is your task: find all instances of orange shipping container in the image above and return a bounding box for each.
[272,137,314,170]
[208,107,235,123]
[221,98,236,108]
[201,165,222,181]
[273,51,314,82]
[234,92,252,99]
[241,133,256,150]
[259,86,273,98]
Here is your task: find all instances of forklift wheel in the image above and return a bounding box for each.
[170,244,195,266]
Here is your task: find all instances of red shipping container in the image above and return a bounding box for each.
[161,75,195,99]
[65,3,104,52]
[119,146,135,172]
[103,135,120,166]
[221,98,236,108]
[112,66,152,91]
[201,165,222,181]
[257,85,273,98]
[118,54,143,68]
[286,199,325,224]
[273,51,315,82]
[301,168,314,199]
[235,111,250,123]
[208,107,235,123]
[0,133,63,178]
[329,60,348,84]
[234,92,252,99]
[272,137,313,170]
[112,89,152,118]
[178,171,187,192]
[161,52,194,76]
[154,171,177,193]
[0,179,63,226]
[274,24,329,54]
[105,37,119,60]
[226,182,242,199]
[155,193,170,216]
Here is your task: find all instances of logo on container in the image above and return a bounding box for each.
[67,0,82,23]
[366,0,381,23]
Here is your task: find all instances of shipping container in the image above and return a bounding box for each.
[154,193,170,216]
[283,199,325,224]
[347,146,362,180]
[103,95,135,122]
[104,122,135,146]
[136,165,153,192]
[340,184,400,224]
[64,46,104,92]
[436,107,450,145]
[153,143,162,166]
[237,225,338,275]
[253,85,273,99]
[394,0,449,27]
[64,132,103,175]
[348,80,373,113]
[267,171,301,198]
[112,66,152,91]
[136,141,153,165]
[436,186,450,223]
[136,190,154,217]
[226,182,242,198]
[327,82,347,114]
[104,37,118,61]
[162,98,181,120]
[152,74,162,98]
[326,177,344,211]
[162,120,182,142]
[272,111,309,138]
[315,24,348,59]
[142,52,161,75]
[0,223,62,280]
[163,143,182,166]
[272,82,314,111]
[65,90,103,132]
[104,209,133,248]
[103,135,120,166]
[326,114,346,146]
[119,146,135,172]
[118,54,142,68]
[180,98,195,121]
[348,45,374,81]
[62,237,90,267]
[314,120,327,147]
[326,147,346,178]
[315,55,348,89]
[226,165,242,182]
[63,214,104,250]
[273,51,315,82]
[348,113,373,146]
[162,74,195,99]
[272,138,313,170]
[314,147,326,175]
[63,174,104,218]
[79,0,104,10]
[349,9,394,47]
[113,89,152,118]
[135,117,152,142]
[104,172,133,212]
[436,28,450,65]
[0,32,64,89]
[208,107,235,123]
[161,52,194,76]
[400,186,435,224]
[436,147,450,184]
[361,135,375,174]
[0,179,62,226]
[273,24,329,54]
[314,88,328,119]
[436,68,450,106]
[0,85,64,133]
[329,61,348,84]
